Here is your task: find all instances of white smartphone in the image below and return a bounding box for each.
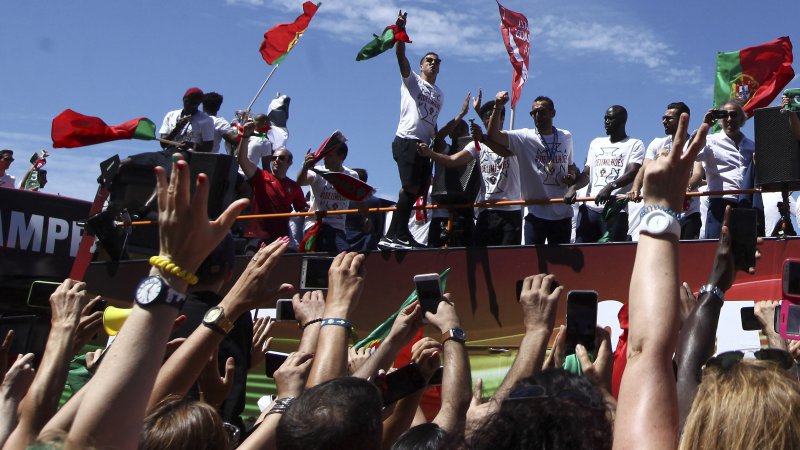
[414,273,442,314]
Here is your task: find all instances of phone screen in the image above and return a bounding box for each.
[264,351,289,378]
[301,257,334,290]
[565,290,598,354]
[378,363,427,406]
[415,276,442,314]
[783,260,800,299]
[740,306,761,331]
[730,208,757,272]
[275,299,295,321]
[26,281,61,309]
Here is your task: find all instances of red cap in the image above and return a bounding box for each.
[184,87,204,98]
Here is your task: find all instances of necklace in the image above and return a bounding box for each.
[537,128,559,175]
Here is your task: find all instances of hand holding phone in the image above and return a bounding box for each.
[376,363,427,406]
[729,208,757,273]
[740,306,761,331]
[565,290,598,354]
[275,299,296,321]
[414,273,442,314]
[300,257,334,290]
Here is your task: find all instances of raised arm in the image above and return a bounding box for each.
[416,143,473,168]
[353,301,421,379]
[296,152,315,186]
[64,155,249,449]
[395,11,410,78]
[486,91,510,150]
[494,274,562,402]
[755,300,787,350]
[782,95,800,140]
[307,252,366,386]
[614,113,709,450]
[293,290,326,354]
[237,121,259,180]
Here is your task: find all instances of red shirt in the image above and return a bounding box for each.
[246,170,308,240]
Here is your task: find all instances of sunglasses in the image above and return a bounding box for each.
[222,422,240,445]
[529,109,550,118]
[722,111,739,119]
[507,384,601,408]
[704,349,794,373]
[424,57,442,65]
[662,115,679,122]
[1,157,13,162]
[269,155,290,161]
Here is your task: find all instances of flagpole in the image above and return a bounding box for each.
[244,63,281,117]
[509,105,515,130]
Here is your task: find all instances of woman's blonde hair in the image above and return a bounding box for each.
[680,359,800,450]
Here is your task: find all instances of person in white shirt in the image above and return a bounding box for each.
[689,101,753,239]
[297,142,358,253]
[159,87,215,153]
[0,149,16,189]
[201,92,238,154]
[380,10,444,250]
[572,105,645,242]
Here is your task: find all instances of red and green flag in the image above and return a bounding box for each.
[355,25,411,61]
[259,1,320,65]
[51,109,156,148]
[713,36,795,117]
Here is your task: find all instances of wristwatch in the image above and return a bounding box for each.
[441,327,466,344]
[134,275,186,309]
[203,306,234,335]
[698,284,725,301]
[640,209,680,238]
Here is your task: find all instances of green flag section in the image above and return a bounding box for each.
[713,36,795,117]
[51,109,156,148]
[259,1,319,65]
[356,25,412,61]
[354,268,451,349]
[599,198,629,243]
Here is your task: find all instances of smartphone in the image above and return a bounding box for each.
[300,257,334,290]
[414,273,442,314]
[275,299,295,321]
[729,208,757,272]
[740,306,761,331]
[779,301,800,341]
[264,351,289,378]
[783,259,800,301]
[428,366,444,386]
[378,363,428,406]
[565,290,598,354]
[26,281,61,309]
[710,109,730,120]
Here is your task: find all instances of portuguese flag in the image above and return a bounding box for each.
[51,109,156,148]
[355,25,412,61]
[259,1,320,65]
[713,36,795,117]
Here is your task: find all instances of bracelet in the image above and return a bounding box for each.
[698,284,725,301]
[266,397,295,416]
[149,255,199,285]
[639,204,680,220]
[299,318,323,330]
[321,318,351,330]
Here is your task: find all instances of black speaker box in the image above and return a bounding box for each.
[754,106,800,191]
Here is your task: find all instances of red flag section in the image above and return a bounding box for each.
[51,109,156,148]
[259,1,319,65]
[737,36,795,116]
[497,1,530,109]
[310,168,375,202]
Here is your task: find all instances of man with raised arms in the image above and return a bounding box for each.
[380,10,444,250]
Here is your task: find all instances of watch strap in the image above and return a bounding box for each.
[441,328,466,344]
[699,284,725,301]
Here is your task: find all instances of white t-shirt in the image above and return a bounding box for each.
[209,116,232,154]
[506,127,574,220]
[584,136,645,212]
[245,133,273,169]
[461,137,521,212]
[696,132,755,201]
[304,165,359,232]
[645,134,699,217]
[158,109,215,145]
[0,174,16,189]
[395,71,443,144]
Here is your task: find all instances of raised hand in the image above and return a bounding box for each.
[50,278,89,329]
[494,91,510,108]
[293,290,325,328]
[519,274,563,334]
[250,317,274,368]
[411,337,442,382]
[542,325,566,369]
[576,327,614,395]
[274,352,314,399]
[71,297,104,355]
[387,300,422,346]
[197,353,235,408]
[0,330,14,383]
[326,252,366,317]
[396,9,407,29]
[472,89,483,116]
[425,294,460,334]
[220,238,294,317]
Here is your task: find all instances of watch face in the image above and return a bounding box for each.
[644,211,670,234]
[205,308,221,322]
[136,277,163,305]
[452,328,466,341]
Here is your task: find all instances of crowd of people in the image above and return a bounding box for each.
[3,110,800,449]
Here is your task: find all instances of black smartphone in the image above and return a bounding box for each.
[26,281,61,309]
[300,257,334,290]
[783,259,800,301]
[565,290,598,354]
[264,351,289,378]
[710,109,729,120]
[414,273,442,314]
[378,363,428,406]
[740,306,761,331]
[729,208,757,272]
[275,299,296,322]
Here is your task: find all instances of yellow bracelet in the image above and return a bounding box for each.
[148,255,199,285]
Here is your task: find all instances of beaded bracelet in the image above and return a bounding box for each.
[149,255,199,285]
[299,318,323,330]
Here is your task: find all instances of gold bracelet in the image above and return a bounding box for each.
[148,255,199,285]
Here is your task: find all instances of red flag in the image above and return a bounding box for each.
[51,109,156,148]
[312,130,347,162]
[497,1,530,109]
[259,1,319,65]
[310,168,375,202]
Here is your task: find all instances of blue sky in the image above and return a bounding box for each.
[1,0,797,202]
